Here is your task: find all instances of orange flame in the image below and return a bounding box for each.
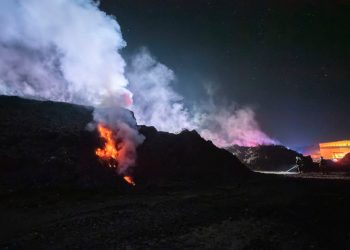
[95,123,136,186]
[96,124,119,163]
[123,175,136,186]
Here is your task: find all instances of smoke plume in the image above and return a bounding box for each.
[127,50,276,147]
[0,0,130,106]
[127,48,193,133]
[193,105,276,147]
[0,0,143,173]
[0,0,275,161]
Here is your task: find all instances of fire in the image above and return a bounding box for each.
[95,124,119,163]
[95,123,136,186]
[123,176,136,186]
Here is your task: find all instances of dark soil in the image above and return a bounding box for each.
[1,175,350,249]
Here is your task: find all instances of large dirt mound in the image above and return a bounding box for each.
[0,96,249,192]
[135,126,249,185]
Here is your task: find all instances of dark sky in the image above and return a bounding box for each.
[100,0,350,148]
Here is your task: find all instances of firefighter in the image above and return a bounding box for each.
[319,156,327,175]
[295,156,303,173]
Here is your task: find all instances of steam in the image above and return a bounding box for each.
[0,0,143,174]
[127,50,276,147]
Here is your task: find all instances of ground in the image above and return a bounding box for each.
[1,173,350,250]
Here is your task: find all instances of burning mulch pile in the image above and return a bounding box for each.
[226,144,316,172]
[0,96,249,193]
[0,96,118,192]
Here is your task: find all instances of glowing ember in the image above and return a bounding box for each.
[123,176,136,186]
[95,124,136,186]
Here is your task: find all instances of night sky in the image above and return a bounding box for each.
[100,0,350,148]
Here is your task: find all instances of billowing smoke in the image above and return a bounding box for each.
[127,49,276,147]
[0,0,130,106]
[127,48,193,133]
[0,0,143,174]
[193,105,276,147]
[0,0,275,167]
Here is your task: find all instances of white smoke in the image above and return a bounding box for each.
[0,0,275,162]
[127,49,276,147]
[0,0,129,106]
[127,48,193,133]
[193,105,276,147]
[0,0,143,174]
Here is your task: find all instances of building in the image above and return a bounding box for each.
[319,140,350,160]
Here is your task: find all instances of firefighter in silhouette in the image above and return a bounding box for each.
[319,156,327,174]
[295,156,303,173]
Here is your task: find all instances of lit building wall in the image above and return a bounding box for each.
[319,140,350,160]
